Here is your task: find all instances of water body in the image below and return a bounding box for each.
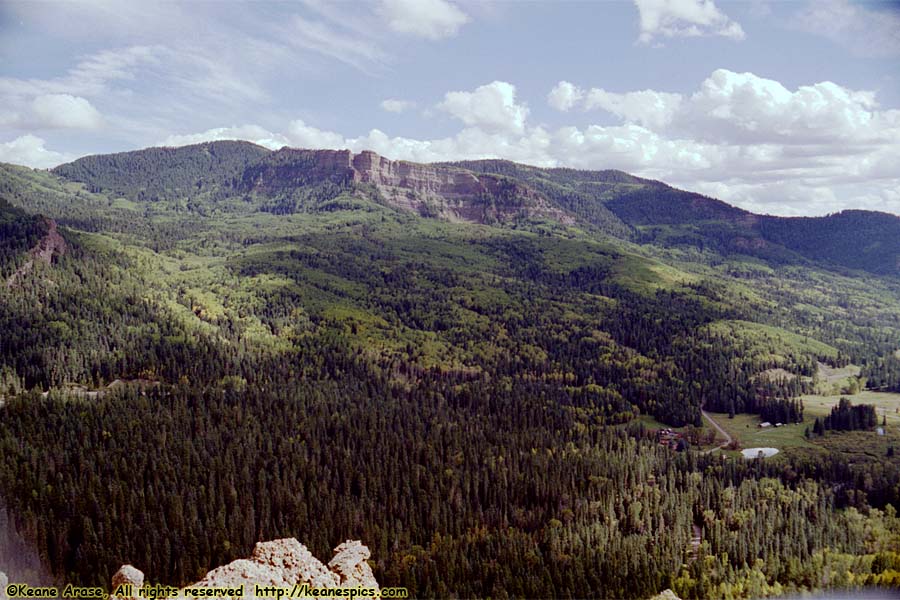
[741,447,780,459]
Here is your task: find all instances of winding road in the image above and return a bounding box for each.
[701,409,732,454]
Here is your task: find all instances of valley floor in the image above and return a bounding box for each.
[704,390,900,461]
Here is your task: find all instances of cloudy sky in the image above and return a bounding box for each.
[1,0,899,216]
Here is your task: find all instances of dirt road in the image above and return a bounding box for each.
[701,409,732,454]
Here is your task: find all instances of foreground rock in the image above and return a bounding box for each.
[111,564,144,593]
[1,570,8,600]
[111,539,377,598]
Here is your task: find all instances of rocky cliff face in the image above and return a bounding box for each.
[30,218,67,265]
[5,217,66,289]
[240,148,574,225]
[111,539,377,598]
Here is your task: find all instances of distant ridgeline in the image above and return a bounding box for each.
[446,158,900,276]
[49,141,900,275]
[0,143,898,597]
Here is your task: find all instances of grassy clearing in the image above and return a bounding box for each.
[808,427,900,463]
[802,391,900,426]
[706,320,839,361]
[707,392,900,463]
[611,252,696,293]
[636,414,692,432]
[816,362,861,383]
[811,361,862,394]
[109,197,141,211]
[706,412,817,451]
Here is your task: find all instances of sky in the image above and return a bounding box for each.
[1,0,899,216]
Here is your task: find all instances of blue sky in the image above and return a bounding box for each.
[1,0,898,215]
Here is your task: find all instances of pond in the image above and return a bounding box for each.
[741,447,779,459]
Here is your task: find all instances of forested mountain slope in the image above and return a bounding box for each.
[758,210,900,275]
[47,143,900,275]
[1,144,899,598]
[51,141,269,202]
[450,158,900,276]
[0,198,49,274]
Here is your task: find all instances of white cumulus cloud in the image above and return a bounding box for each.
[547,82,584,112]
[633,0,745,43]
[0,135,72,168]
[552,70,900,214]
[682,69,885,145]
[550,70,890,146]
[583,88,683,130]
[286,119,348,149]
[31,94,104,130]
[438,81,529,134]
[378,0,469,40]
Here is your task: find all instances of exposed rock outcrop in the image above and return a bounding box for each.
[111,565,144,596]
[31,218,66,265]
[326,541,377,588]
[1,570,8,600]
[111,539,377,599]
[240,148,574,225]
[5,217,67,288]
[350,150,572,224]
[648,589,681,600]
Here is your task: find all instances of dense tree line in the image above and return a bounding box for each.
[759,211,900,276]
[1,370,898,597]
[823,398,878,432]
[759,398,804,424]
[0,199,47,279]
[51,141,269,203]
[257,181,355,215]
[864,354,900,392]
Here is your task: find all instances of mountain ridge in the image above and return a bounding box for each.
[43,140,900,220]
[45,140,900,276]
[234,147,574,224]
